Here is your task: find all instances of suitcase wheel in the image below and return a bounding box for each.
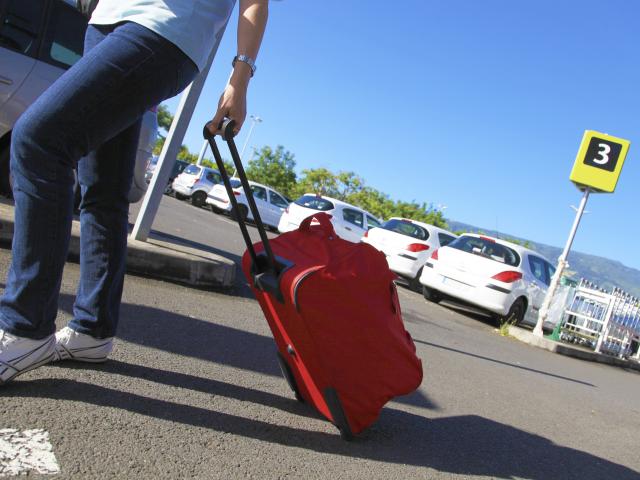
[276,351,304,403]
[323,388,354,441]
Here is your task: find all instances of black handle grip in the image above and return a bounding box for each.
[202,119,236,141]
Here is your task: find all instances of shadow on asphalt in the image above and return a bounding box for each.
[5,379,637,479]
[50,359,322,421]
[414,338,595,387]
[54,292,439,411]
[139,229,255,299]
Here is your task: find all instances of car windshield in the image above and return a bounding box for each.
[229,179,242,188]
[294,195,334,211]
[183,165,200,175]
[448,236,520,267]
[382,219,429,241]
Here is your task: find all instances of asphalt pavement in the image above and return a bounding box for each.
[1,195,639,479]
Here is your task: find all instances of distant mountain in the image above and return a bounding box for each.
[447,220,640,298]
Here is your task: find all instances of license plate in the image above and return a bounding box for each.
[442,276,470,292]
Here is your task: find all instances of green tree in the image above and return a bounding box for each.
[294,168,340,198]
[177,145,198,163]
[152,104,201,163]
[201,158,235,174]
[354,190,447,228]
[336,171,365,199]
[245,146,297,196]
[157,104,174,132]
[345,187,394,219]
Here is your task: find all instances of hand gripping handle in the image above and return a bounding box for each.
[202,118,235,141]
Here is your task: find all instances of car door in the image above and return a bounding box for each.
[338,207,366,242]
[268,189,288,228]
[526,255,550,324]
[0,0,46,131]
[249,184,269,223]
[366,214,381,231]
[204,169,221,191]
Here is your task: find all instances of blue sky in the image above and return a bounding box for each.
[162,0,639,270]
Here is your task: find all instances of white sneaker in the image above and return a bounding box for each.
[0,329,56,385]
[53,327,113,363]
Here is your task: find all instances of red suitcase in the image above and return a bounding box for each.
[205,121,423,439]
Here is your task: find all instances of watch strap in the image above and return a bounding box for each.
[232,55,256,77]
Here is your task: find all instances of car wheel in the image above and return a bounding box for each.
[422,286,441,303]
[0,145,11,197]
[231,204,248,221]
[409,267,424,292]
[191,191,207,207]
[500,298,526,326]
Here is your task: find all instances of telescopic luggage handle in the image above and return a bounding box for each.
[203,120,287,301]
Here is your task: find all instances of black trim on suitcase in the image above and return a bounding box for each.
[323,388,354,441]
[250,253,293,303]
[276,351,304,403]
[204,120,288,302]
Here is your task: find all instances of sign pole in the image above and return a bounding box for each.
[131,12,232,242]
[534,188,590,337]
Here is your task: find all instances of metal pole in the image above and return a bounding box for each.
[240,115,261,161]
[534,188,591,337]
[595,292,617,353]
[131,14,231,242]
[196,139,208,166]
[231,115,261,177]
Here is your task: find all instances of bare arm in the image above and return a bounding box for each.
[210,0,269,136]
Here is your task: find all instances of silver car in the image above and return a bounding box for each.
[0,0,157,203]
[172,165,222,207]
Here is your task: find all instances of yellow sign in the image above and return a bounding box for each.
[570,130,630,193]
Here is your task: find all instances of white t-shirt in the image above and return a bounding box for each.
[90,0,237,71]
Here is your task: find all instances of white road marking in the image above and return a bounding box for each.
[0,429,60,477]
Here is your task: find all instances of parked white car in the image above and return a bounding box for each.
[206,179,290,230]
[0,0,156,203]
[419,234,556,326]
[362,218,457,290]
[278,194,382,243]
[171,165,222,207]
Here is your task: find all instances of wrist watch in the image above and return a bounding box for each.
[232,55,256,77]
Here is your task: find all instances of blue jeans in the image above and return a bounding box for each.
[0,22,198,339]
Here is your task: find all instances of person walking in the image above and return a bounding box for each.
[0,0,268,385]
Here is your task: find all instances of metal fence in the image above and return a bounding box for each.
[559,279,640,359]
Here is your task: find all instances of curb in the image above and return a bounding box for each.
[507,325,640,372]
[0,203,236,289]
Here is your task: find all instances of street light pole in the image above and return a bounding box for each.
[231,114,261,177]
[196,139,208,166]
[534,188,591,337]
[240,114,262,162]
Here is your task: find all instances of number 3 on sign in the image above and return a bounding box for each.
[593,143,611,165]
[569,130,630,193]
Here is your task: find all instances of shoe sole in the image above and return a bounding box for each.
[56,356,109,364]
[53,342,111,364]
[0,352,55,386]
